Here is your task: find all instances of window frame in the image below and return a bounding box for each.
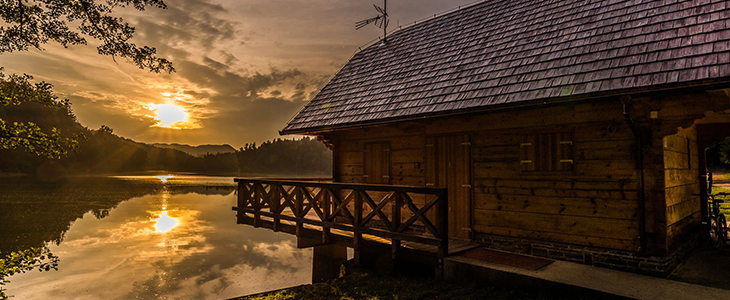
[519,131,574,173]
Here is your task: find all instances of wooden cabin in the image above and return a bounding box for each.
[239,0,730,276]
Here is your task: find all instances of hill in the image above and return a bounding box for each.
[0,101,238,177]
[152,143,236,157]
[0,74,332,179]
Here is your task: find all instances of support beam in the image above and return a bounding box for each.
[312,244,348,283]
[298,236,330,249]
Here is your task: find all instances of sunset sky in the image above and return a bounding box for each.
[0,0,476,147]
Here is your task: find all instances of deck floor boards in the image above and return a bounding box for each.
[243,211,475,258]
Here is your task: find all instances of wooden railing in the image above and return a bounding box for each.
[234,178,448,263]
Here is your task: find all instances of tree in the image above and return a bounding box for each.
[0,72,83,158]
[0,247,59,300]
[1,0,173,73]
[0,0,174,157]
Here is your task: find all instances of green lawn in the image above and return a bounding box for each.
[711,185,730,216]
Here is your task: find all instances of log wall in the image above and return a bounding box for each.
[663,127,701,250]
[330,100,641,251]
[324,90,730,255]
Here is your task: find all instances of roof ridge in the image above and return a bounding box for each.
[282,0,730,134]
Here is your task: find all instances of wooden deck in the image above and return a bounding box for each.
[234,209,477,264]
[233,178,452,266]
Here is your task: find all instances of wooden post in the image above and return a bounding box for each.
[312,244,348,283]
[272,184,280,232]
[296,185,304,237]
[391,192,402,260]
[253,183,262,228]
[354,189,363,266]
[236,182,245,224]
[234,179,450,271]
[322,188,331,244]
[437,190,449,264]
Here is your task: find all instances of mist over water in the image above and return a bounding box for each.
[1,175,312,300]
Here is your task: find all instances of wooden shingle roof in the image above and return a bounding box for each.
[282,0,730,134]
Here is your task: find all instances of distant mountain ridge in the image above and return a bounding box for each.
[152,143,236,157]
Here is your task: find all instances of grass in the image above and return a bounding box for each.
[712,185,730,216]
[235,271,619,300]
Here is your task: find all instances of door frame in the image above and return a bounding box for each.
[425,133,473,239]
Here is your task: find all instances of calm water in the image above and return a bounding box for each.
[0,175,312,300]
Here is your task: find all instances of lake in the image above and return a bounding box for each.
[0,175,313,300]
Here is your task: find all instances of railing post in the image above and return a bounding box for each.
[354,189,363,266]
[253,183,262,228]
[236,182,245,224]
[235,179,452,271]
[391,192,402,260]
[322,188,331,244]
[272,184,280,232]
[437,189,449,262]
[296,185,304,237]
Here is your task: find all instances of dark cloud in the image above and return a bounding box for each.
[203,56,229,71]
[130,0,236,54]
[0,0,477,147]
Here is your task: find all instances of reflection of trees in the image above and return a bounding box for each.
[166,185,235,196]
[0,176,236,254]
[0,177,161,254]
[91,209,111,219]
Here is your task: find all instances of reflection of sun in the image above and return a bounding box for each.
[150,104,189,128]
[155,175,173,183]
[154,211,180,233]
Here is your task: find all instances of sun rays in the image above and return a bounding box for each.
[144,90,209,130]
[154,211,180,234]
[150,103,191,129]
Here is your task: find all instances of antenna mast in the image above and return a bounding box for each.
[355,0,389,42]
[383,0,387,42]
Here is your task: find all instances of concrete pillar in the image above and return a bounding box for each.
[312,244,348,283]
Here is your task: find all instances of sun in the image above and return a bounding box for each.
[150,104,189,128]
[154,211,180,234]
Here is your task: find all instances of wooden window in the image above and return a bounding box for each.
[364,142,390,184]
[520,132,573,172]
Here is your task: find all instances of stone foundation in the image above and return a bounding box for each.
[473,232,702,277]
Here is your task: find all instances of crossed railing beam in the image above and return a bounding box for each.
[234,178,448,264]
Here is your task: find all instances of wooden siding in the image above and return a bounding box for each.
[334,130,427,227]
[463,102,639,251]
[331,100,641,251]
[335,131,425,187]
[663,127,701,250]
[325,90,730,254]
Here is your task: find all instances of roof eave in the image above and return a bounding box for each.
[280,78,730,136]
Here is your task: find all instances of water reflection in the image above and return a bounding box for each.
[154,211,180,234]
[1,175,312,300]
[155,175,173,183]
[153,191,179,234]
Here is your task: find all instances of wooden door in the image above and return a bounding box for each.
[364,142,390,184]
[426,135,471,239]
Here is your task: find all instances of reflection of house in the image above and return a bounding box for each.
[273,0,730,275]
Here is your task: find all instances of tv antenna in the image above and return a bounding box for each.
[356,0,389,42]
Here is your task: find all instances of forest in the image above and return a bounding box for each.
[0,89,331,178]
[236,137,332,176]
